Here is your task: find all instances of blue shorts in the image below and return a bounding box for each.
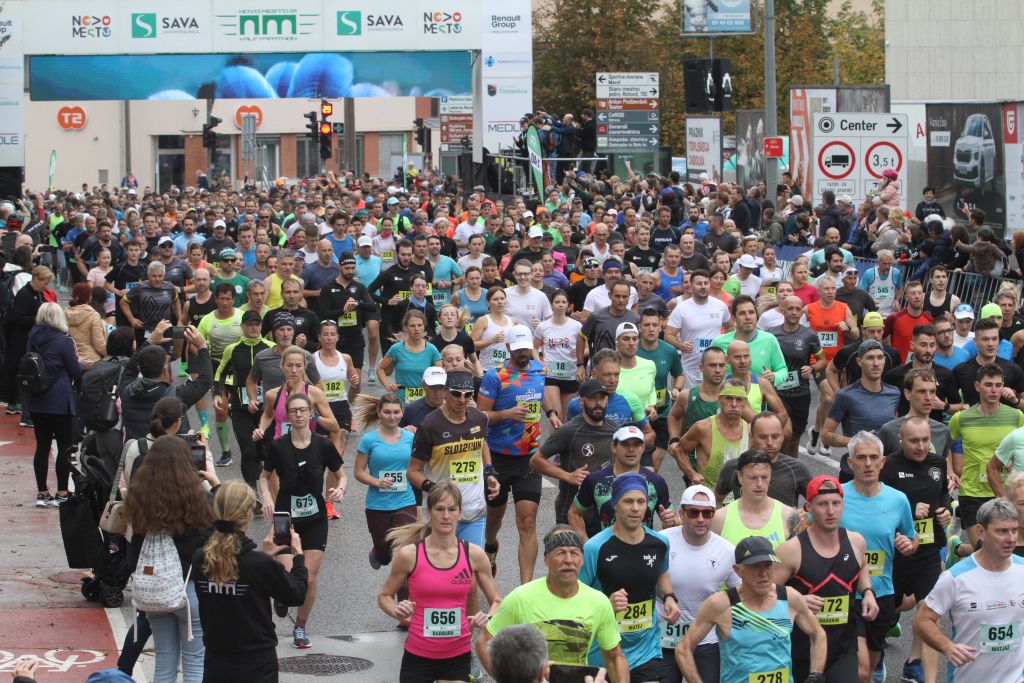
[456,517,485,547]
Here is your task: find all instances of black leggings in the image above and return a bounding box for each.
[230,407,261,487]
[204,650,278,683]
[32,412,75,492]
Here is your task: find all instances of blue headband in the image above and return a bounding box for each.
[610,473,648,509]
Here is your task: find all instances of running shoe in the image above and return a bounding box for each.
[484,541,499,577]
[368,548,381,570]
[274,600,289,618]
[19,415,33,428]
[5,403,20,415]
[365,369,377,386]
[35,493,52,508]
[215,453,233,467]
[51,493,69,507]
[873,652,886,683]
[901,658,924,683]
[887,622,901,638]
[326,501,340,520]
[292,626,311,649]
[818,444,832,456]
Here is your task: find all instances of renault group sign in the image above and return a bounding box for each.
[22,0,486,54]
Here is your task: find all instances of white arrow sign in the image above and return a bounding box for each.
[596,72,659,87]
[597,85,660,98]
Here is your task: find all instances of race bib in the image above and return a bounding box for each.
[280,422,292,436]
[518,400,541,422]
[816,595,850,626]
[695,337,714,352]
[548,359,575,380]
[404,386,426,403]
[323,379,347,400]
[423,608,461,638]
[615,600,654,633]
[865,549,884,577]
[240,384,265,405]
[432,289,451,307]
[488,347,510,366]
[339,310,358,327]
[637,266,654,274]
[875,285,893,299]
[981,622,1020,653]
[125,280,142,294]
[914,518,935,545]
[749,668,788,683]
[380,469,408,492]
[380,249,395,262]
[450,456,481,484]
[656,387,668,408]
[290,493,318,519]
[222,373,235,387]
[398,290,412,300]
[778,370,801,391]
[817,331,838,348]
[660,620,691,649]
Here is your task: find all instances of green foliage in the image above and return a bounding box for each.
[533,0,885,154]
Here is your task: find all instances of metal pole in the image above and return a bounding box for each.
[763,0,779,201]
[833,55,840,85]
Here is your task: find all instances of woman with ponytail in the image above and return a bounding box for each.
[192,480,308,683]
[353,392,417,571]
[378,481,502,683]
[66,281,108,368]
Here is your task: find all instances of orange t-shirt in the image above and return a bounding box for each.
[806,300,850,362]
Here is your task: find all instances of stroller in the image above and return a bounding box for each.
[59,439,130,608]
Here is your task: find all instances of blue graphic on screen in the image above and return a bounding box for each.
[29,52,472,101]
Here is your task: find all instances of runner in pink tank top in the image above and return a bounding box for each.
[377,481,502,683]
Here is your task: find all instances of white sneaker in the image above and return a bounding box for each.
[805,441,818,456]
[365,369,377,386]
[819,444,832,456]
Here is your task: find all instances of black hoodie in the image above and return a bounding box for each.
[120,347,213,440]
[192,535,308,655]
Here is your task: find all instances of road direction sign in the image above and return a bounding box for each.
[596,75,661,151]
[812,113,908,199]
[596,72,659,86]
[440,96,473,153]
[596,85,660,99]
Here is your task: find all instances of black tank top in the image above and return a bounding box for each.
[787,528,860,661]
[922,290,952,320]
[187,293,218,328]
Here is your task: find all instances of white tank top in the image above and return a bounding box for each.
[478,315,513,370]
[314,350,348,403]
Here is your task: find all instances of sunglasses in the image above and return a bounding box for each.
[448,389,473,398]
[684,508,715,519]
[221,258,236,263]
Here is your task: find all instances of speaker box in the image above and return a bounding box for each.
[0,167,23,200]
[684,59,712,114]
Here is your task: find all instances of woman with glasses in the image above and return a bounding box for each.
[376,310,442,406]
[354,392,417,571]
[533,289,582,420]
[257,392,345,650]
[471,287,515,373]
[313,320,360,453]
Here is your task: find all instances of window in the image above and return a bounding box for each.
[377,133,406,178]
[297,134,364,177]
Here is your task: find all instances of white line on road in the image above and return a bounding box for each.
[105,606,150,683]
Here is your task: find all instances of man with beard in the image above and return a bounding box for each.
[367,240,419,354]
[716,412,812,508]
[261,279,320,352]
[884,324,963,421]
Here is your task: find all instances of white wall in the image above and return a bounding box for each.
[886,0,1024,101]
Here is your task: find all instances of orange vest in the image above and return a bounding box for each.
[805,300,849,362]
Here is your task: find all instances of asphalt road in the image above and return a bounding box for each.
[117,356,943,683]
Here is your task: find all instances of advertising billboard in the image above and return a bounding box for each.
[735,109,765,189]
[789,88,837,200]
[682,0,754,34]
[29,52,472,101]
[1005,103,1024,233]
[479,1,532,155]
[0,1,24,167]
[926,102,1005,230]
[686,116,722,184]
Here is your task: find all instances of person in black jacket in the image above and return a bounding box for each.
[367,240,419,355]
[318,254,379,375]
[2,264,52,417]
[193,480,308,683]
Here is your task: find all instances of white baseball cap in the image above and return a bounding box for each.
[678,484,717,509]
[615,322,639,339]
[736,254,758,269]
[528,226,544,239]
[422,367,447,387]
[507,325,534,351]
[613,425,645,443]
[357,235,373,247]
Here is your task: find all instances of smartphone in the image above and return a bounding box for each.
[548,664,600,683]
[190,445,206,470]
[39,245,56,253]
[273,512,292,546]
[169,326,186,339]
[180,433,200,444]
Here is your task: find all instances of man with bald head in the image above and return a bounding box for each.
[716,412,812,507]
[770,295,824,456]
[300,239,341,317]
[724,340,790,436]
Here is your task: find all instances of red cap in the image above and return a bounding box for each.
[806,474,843,501]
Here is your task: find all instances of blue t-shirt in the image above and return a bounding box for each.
[357,429,416,511]
[355,254,383,289]
[961,338,1014,362]
[173,231,205,256]
[567,390,648,429]
[932,345,971,371]
[239,244,257,267]
[839,482,916,597]
[479,359,547,457]
[326,234,354,260]
[385,342,441,404]
[430,255,463,307]
[300,261,341,292]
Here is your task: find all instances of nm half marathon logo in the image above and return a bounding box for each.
[217,9,318,41]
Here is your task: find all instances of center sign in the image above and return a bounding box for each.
[812,113,908,200]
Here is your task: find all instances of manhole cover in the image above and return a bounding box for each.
[278,654,373,675]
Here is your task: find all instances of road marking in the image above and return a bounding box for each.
[105,607,149,683]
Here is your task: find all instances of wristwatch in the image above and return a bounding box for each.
[546,409,558,418]
[663,592,678,604]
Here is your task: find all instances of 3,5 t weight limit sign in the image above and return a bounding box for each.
[865,141,902,178]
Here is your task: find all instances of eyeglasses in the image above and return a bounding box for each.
[287,407,310,415]
[221,258,236,263]
[935,328,953,334]
[448,389,473,398]
[684,508,715,519]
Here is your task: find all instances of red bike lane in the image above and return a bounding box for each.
[0,414,119,681]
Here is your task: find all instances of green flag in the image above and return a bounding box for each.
[48,150,57,191]
[525,125,544,196]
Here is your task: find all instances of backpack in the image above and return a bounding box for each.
[0,269,18,318]
[132,531,189,613]
[18,337,58,394]
[78,359,129,431]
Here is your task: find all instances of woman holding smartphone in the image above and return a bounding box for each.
[192,480,308,683]
[353,392,417,571]
[257,393,345,649]
[378,481,502,683]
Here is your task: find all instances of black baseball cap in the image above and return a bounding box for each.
[445,371,475,391]
[241,310,262,325]
[578,379,608,398]
[734,536,781,565]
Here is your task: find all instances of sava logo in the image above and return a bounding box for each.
[132,13,200,38]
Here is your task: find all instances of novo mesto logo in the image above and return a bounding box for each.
[337,11,361,35]
[131,13,156,38]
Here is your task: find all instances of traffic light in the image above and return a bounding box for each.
[413,118,425,147]
[201,116,222,149]
[318,99,333,160]
[683,59,733,113]
[304,111,319,143]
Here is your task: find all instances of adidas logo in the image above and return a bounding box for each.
[450,566,473,585]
